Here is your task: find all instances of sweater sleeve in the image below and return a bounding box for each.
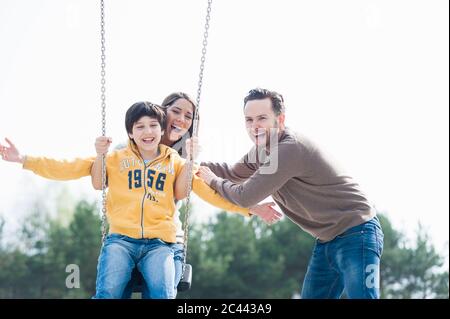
[23,156,95,180]
[201,154,257,183]
[209,143,300,208]
[173,156,250,217]
[192,174,250,217]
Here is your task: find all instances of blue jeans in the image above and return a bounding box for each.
[172,243,185,290]
[301,216,384,299]
[121,242,185,298]
[94,234,175,299]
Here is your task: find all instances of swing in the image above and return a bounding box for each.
[98,0,213,295]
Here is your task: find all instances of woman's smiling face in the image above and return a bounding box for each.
[165,98,194,142]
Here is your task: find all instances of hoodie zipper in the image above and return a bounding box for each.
[131,143,172,239]
[137,150,165,239]
[140,162,147,239]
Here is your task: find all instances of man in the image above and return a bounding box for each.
[198,88,384,299]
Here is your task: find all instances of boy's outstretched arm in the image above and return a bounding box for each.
[0,138,25,164]
[1,137,94,180]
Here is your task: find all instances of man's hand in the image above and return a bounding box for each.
[95,136,112,156]
[197,166,217,185]
[0,138,25,164]
[250,202,283,225]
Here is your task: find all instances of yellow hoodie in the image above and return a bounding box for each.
[23,142,250,242]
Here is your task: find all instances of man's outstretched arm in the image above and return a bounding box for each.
[201,153,257,183]
[198,144,299,208]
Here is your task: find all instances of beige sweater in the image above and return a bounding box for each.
[204,129,375,242]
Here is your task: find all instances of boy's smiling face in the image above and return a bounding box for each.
[128,116,163,158]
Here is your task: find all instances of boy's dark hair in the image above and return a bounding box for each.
[125,101,166,136]
[244,88,285,115]
[161,92,197,139]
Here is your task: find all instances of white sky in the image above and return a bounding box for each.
[0,0,448,256]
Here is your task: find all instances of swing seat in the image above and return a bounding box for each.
[177,264,192,292]
[131,264,192,293]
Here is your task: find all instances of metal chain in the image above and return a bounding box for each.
[100,0,108,242]
[182,0,213,267]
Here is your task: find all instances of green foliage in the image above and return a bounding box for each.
[0,200,448,299]
[66,200,102,295]
[178,213,313,298]
[0,199,102,298]
[378,215,449,298]
[179,212,448,299]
